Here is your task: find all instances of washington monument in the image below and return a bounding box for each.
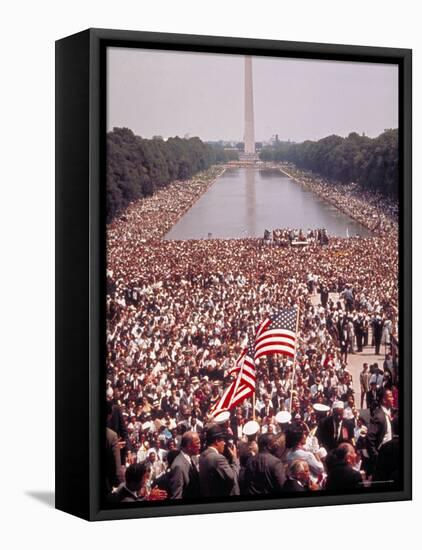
[244,56,255,157]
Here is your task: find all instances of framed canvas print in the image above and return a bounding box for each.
[55,28,412,521]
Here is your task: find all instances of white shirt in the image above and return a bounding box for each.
[380,406,392,448]
[370,372,384,389]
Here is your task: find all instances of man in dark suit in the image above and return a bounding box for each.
[366,380,382,413]
[372,315,384,355]
[272,390,286,413]
[111,463,167,503]
[199,424,240,497]
[107,403,128,441]
[316,401,354,451]
[111,463,147,503]
[260,396,275,419]
[367,388,394,473]
[168,431,201,499]
[107,401,129,463]
[243,433,285,495]
[354,314,365,352]
[283,459,318,492]
[325,443,363,491]
[374,416,399,483]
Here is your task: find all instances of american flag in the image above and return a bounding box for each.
[254,307,298,360]
[210,337,256,416]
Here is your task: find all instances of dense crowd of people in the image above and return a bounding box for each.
[109,165,225,242]
[279,163,398,236]
[264,227,329,246]
[105,165,400,503]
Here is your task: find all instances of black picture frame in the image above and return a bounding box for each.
[55,28,412,521]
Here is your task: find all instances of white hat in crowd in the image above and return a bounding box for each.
[243,420,260,436]
[275,411,292,424]
[213,410,230,424]
[313,403,330,413]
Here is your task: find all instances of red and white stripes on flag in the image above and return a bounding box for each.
[210,308,298,417]
[254,307,298,360]
[210,340,256,416]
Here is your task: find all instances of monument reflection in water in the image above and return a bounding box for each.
[164,168,370,240]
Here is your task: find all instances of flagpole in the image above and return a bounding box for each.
[252,392,256,421]
[227,348,246,419]
[248,328,256,421]
[289,305,301,414]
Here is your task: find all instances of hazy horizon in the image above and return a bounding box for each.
[106,127,397,145]
[107,47,398,143]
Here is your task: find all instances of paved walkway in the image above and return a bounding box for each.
[347,347,385,408]
[310,292,385,408]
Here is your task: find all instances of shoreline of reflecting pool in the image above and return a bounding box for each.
[164,168,371,240]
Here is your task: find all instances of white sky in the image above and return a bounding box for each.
[107,47,398,143]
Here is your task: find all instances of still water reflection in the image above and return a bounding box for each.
[165,168,370,240]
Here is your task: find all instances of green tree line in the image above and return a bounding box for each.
[107,127,238,223]
[260,129,398,197]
